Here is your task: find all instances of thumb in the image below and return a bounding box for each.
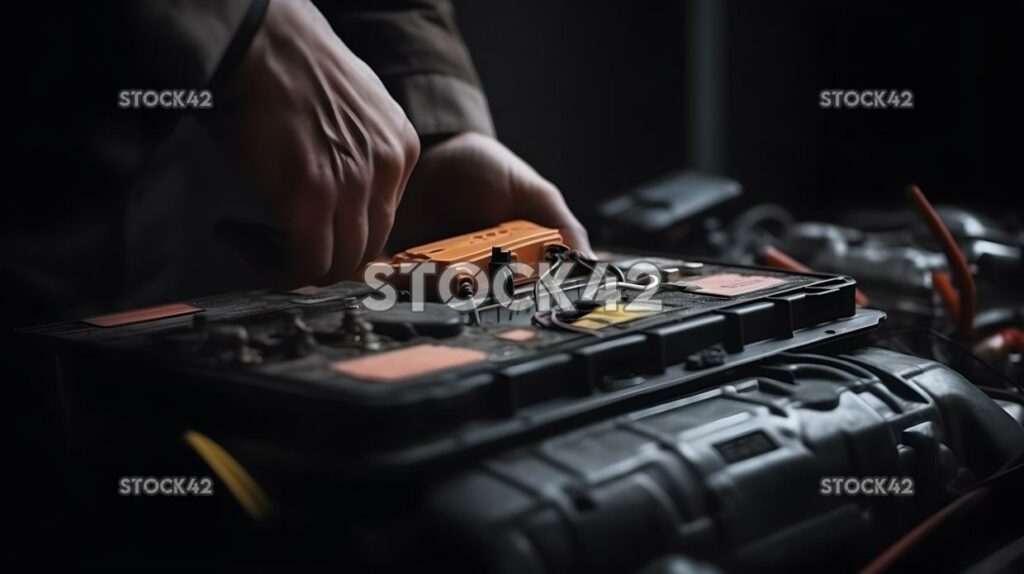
[509,166,594,258]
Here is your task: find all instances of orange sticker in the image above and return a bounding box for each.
[496,328,537,342]
[332,344,486,382]
[83,303,203,327]
[681,273,786,297]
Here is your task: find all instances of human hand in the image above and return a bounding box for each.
[211,0,419,286]
[388,132,591,257]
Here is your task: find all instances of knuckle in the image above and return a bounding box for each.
[371,141,403,175]
[372,194,398,222]
[293,167,327,199]
[372,130,416,175]
[400,118,420,164]
[337,153,371,192]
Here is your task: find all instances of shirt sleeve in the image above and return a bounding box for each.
[4,0,265,327]
[123,0,267,90]
[314,0,496,138]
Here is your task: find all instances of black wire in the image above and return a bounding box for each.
[458,282,481,326]
[539,252,664,336]
[919,329,1023,393]
[529,253,606,337]
[978,386,1024,405]
[532,256,563,309]
[607,263,626,283]
[971,460,1024,491]
[875,328,1024,394]
[574,253,626,284]
[725,203,795,262]
[574,257,594,273]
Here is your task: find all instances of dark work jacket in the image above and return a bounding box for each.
[5,0,493,329]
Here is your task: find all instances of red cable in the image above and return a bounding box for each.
[859,488,990,574]
[906,184,976,339]
[858,186,999,573]
[931,271,960,322]
[762,245,813,273]
[1000,327,1024,352]
[762,245,870,307]
[859,447,1024,574]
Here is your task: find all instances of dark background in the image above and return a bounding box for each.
[5,0,1022,320]
[454,0,1023,226]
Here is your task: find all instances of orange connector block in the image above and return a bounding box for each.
[390,220,565,292]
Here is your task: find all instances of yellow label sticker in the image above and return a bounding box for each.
[570,302,663,330]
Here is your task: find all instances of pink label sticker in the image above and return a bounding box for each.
[681,273,786,297]
[332,344,486,382]
[289,285,320,295]
[83,303,202,327]
[496,328,537,342]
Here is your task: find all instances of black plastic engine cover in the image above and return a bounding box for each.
[372,348,1024,573]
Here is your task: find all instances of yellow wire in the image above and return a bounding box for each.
[183,430,272,520]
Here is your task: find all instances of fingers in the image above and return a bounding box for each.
[225,0,587,289]
[557,223,594,259]
[279,147,337,283]
[282,201,336,283]
[508,163,594,257]
[217,0,420,287]
[313,38,418,281]
[359,117,420,271]
[325,169,368,285]
[315,104,418,283]
[391,132,593,260]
